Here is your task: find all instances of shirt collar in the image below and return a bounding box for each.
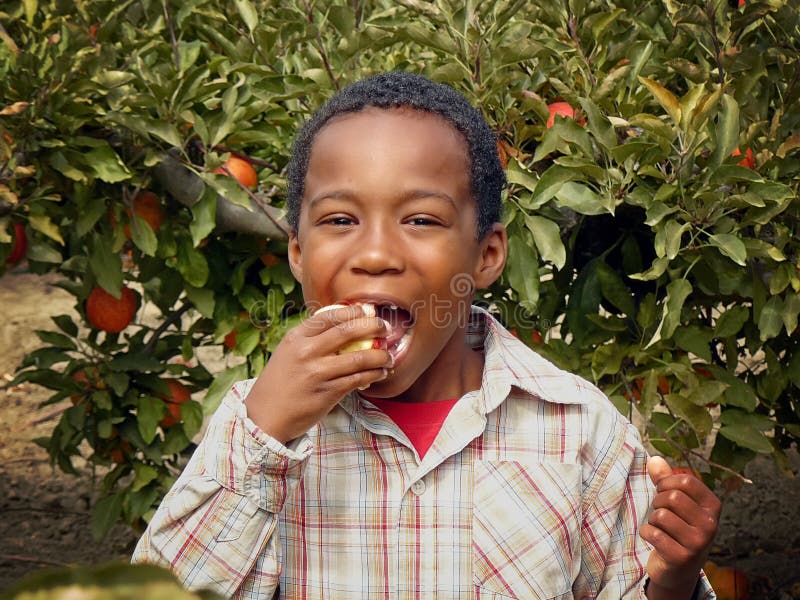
[341,305,589,418]
[470,306,589,414]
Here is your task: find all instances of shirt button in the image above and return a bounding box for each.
[411,480,426,496]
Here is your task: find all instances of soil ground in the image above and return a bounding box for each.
[1,268,799,596]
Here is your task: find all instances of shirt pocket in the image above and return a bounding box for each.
[472,460,581,600]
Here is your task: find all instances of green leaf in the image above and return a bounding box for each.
[189,187,217,247]
[647,279,692,347]
[595,261,636,317]
[782,292,800,335]
[328,5,356,36]
[710,94,739,170]
[530,165,579,207]
[181,400,204,438]
[505,161,540,193]
[132,463,159,492]
[176,237,209,287]
[654,220,689,260]
[52,315,78,337]
[185,285,215,318]
[90,493,124,540]
[719,424,773,454]
[28,214,64,245]
[110,353,165,372]
[758,296,784,341]
[673,325,712,363]
[714,306,749,337]
[137,396,164,445]
[665,393,712,439]
[76,201,107,237]
[86,145,132,183]
[630,256,670,282]
[638,76,681,125]
[130,215,158,256]
[579,97,616,150]
[35,330,77,350]
[234,0,258,33]
[709,233,747,266]
[505,234,540,311]
[89,236,123,297]
[203,363,248,415]
[524,215,565,270]
[714,371,758,411]
[554,182,606,215]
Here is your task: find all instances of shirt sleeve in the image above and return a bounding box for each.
[574,412,716,599]
[131,378,314,598]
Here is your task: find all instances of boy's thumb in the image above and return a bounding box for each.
[646,455,673,487]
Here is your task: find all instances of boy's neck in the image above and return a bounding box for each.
[385,333,484,403]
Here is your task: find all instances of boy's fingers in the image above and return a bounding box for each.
[652,489,717,530]
[321,349,393,380]
[332,367,390,395]
[302,304,364,335]
[651,473,723,517]
[641,523,697,571]
[647,504,712,553]
[647,455,673,486]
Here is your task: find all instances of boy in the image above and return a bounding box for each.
[133,72,721,599]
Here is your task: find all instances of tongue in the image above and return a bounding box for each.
[376,305,412,346]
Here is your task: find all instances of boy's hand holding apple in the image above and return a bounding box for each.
[245,303,393,444]
[641,456,722,599]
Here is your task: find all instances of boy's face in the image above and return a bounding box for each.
[289,107,506,401]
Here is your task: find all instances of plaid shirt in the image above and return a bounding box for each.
[133,307,714,599]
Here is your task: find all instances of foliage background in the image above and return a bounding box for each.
[1,0,799,541]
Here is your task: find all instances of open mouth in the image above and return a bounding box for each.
[372,303,414,361]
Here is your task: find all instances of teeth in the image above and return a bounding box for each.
[361,303,376,317]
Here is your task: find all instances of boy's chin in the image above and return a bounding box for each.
[357,374,408,398]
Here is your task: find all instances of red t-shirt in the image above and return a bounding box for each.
[366,397,459,458]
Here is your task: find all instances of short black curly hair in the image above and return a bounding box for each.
[286,71,505,239]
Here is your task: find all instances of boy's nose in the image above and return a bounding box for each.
[349,224,404,275]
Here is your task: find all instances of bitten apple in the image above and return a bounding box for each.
[315,303,387,353]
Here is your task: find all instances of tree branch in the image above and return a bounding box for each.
[152,151,290,240]
[143,299,192,354]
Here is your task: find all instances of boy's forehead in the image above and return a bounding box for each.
[313,105,468,156]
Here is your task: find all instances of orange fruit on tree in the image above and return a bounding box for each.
[223,329,238,350]
[5,221,27,264]
[546,102,578,128]
[259,253,281,267]
[69,366,106,405]
[158,379,191,428]
[109,440,132,464]
[731,147,755,169]
[214,155,258,189]
[703,561,749,600]
[124,191,163,238]
[85,285,138,333]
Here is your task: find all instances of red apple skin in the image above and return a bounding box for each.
[6,222,27,264]
[546,102,575,128]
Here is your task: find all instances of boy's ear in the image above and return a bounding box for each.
[288,232,303,281]
[472,223,507,289]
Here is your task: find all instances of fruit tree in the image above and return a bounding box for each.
[1,0,799,538]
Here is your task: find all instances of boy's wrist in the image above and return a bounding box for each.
[644,574,701,600]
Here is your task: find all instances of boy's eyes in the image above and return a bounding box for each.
[318,215,443,227]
